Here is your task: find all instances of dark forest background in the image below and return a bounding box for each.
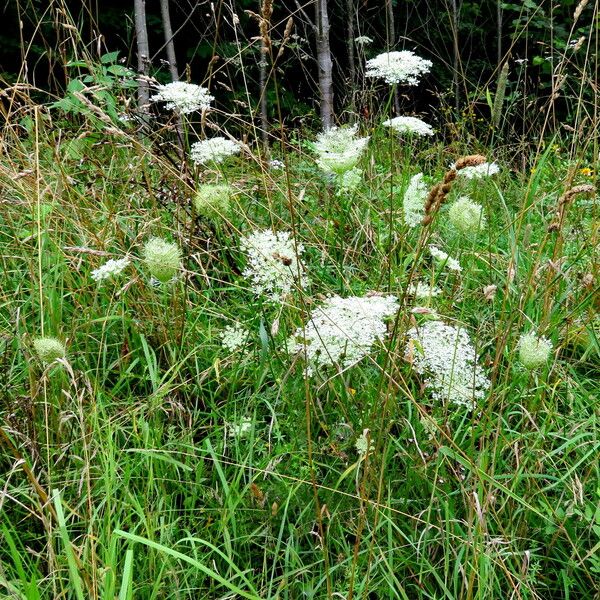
[0,0,597,144]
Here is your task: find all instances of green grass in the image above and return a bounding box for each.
[0,86,599,600]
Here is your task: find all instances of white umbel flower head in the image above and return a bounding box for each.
[91,257,130,282]
[429,245,462,272]
[151,82,214,114]
[366,51,432,85]
[457,161,500,179]
[408,281,442,299]
[406,320,490,409]
[518,332,553,370]
[403,173,428,227]
[220,323,249,353]
[313,125,370,174]
[193,184,232,219]
[383,116,434,137]
[226,417,253,438]
[354,36,373,46]
[241,229,308,302]
[142,238,182,283]
[33,337,66,363]
[288,294,399,376]
[448,196,486,235]
[190,137,240,165]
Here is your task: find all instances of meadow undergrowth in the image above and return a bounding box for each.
[0,45,599,600]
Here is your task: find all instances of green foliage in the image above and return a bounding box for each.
[50,52,137,124]
[0,12,599,599]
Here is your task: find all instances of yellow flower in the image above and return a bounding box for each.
[579,167,593,177]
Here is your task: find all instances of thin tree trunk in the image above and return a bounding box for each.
[496,0,503,67]
[346,0,355,112]
[315,0,334,129]
[160,0,179,81]
[134,0,150,109]
[450,0,460,111]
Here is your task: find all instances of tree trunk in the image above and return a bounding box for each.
[496,0,502,67]
[315,0,334,129]
[160,0,179,81]
[346,0,355,111]
[450,0,460,112]
[134,0,150,109]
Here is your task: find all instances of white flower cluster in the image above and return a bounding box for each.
[429,245,462,272]
[355,429,374,458]
[457,161,500,179]
[226,417,253,438]
[190,137,240,165]
[366,51,432,85]
[288,294,399,376]
[313,125,370,175]
[383,116,434,137]
[408,281,441,299]
[403,172,429,227]
[240,229,308,302]
[150,82,214,114]
[354,36,373,46]
[220,322,249,352]
[91,257,130,282]
[406,320,490,409]
[269,159,285,170]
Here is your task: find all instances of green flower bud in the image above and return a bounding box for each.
[33,337,66,363]
[143,237,182,283]
[518,332,552,370]
[448,196,486,235]
[193,184,232,219]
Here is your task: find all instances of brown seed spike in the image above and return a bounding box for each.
[454,154,487,171]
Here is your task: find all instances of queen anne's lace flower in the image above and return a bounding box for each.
[220,323,249,352]
[383,116,434,137]
[194,184,232,219]
[190,137,240,165]
[354,36,373,46]
[448,196,486,235]
[337,167,363,193]
[406,320,490,409]
[241,229,308,302]
[366,51,432,85]
[226,417,253,438]
[457,161,500,179]
[313,125,370,174]
[429,246,462,272]
[288,294,399,376]
[91,257,130,282]
[150,82,214,114]
[408,281,442,298]
[143,238,182,283]
[33,337,66,363]
[518,332,553,369]
[403,173,428,227]
[355,429,374,457]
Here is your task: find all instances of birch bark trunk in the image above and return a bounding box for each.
[159,0,179,81]
[134,0,150,109]
[315,0,334,129]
